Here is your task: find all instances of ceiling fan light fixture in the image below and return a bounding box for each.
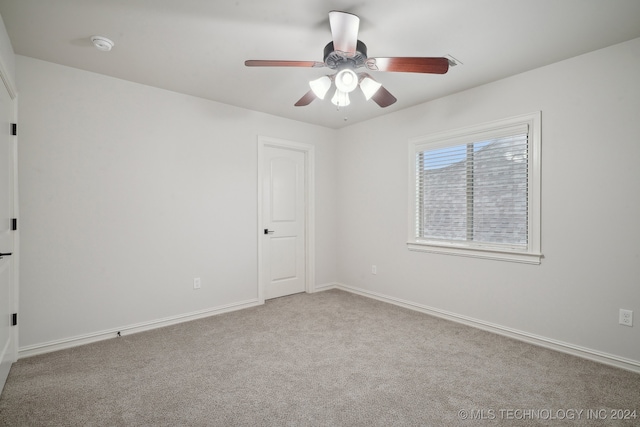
[244,11,450,111]
[309,76,331,99]
[360,76,382,100]
[331,89,350,107]
[334,69,358,93]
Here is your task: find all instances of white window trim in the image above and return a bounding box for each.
[407,112,542,264]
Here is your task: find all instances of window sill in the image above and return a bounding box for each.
[407,241,542,264]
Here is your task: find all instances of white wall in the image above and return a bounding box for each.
[335,38,640,366]
[16,56,337,349]
[14,37,640,368]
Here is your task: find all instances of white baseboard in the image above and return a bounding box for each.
[18,298,262,359]
[332,282,640,374]
[312,282,339,292]
[19,283,639,374]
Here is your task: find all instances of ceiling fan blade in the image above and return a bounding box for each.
[245,60,325,68]
[294,90,317,107]
[371,86,397,108]
[329,11,360,56]
[366,57,449,74]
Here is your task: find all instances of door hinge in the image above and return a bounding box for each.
[11,123,17,136]
[12,218,17,231]
[12,313,17,326]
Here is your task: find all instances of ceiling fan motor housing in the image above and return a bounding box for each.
[324,40,368,69]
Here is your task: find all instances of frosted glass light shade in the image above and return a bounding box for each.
[360,76,382,100]
[334,69,358,93]
[331,89,350,107]
[309,76,331,99]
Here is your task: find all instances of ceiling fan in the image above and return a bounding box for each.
[245,10,450,109]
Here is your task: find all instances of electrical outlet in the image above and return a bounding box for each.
[371,265,377,275]
[193,277,201,290]
[619,309,633,327]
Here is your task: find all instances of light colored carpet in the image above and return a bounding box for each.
[0,289,639,426]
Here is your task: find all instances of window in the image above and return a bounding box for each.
[408,112,541,264]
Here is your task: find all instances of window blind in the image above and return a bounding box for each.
[416,127,529,248]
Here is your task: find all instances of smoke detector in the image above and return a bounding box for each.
[91,36,114,52]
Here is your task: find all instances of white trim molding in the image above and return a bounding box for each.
[408,112,542,264]
[331,283,640,374]
[0,56,19,375]
[19,299,261,359]
[312,282,340,292]
[407,242,542,264]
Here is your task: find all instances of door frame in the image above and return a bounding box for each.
[257,136,315,304]
[0,56,18,371]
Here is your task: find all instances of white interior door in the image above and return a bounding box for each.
[0,79,15,392]
[262,145,306,300]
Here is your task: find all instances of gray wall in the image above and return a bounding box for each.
[336,37,640,364]
[16,56,338,348]
[12,35,640,368]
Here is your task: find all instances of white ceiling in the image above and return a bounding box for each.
[1,0,640,129]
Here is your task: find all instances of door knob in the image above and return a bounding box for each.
[0,252,12,259]
[264,229,275,235]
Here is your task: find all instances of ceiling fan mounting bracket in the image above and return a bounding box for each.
[323,40,368,70]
